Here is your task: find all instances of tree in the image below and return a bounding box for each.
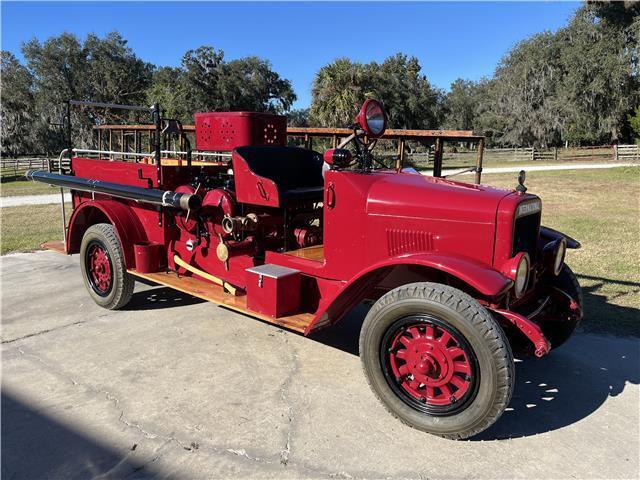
[20,31,153,153]
[310,54,443,129]
[459,2,639,147]
[287,108,310,127]
[628,106,640,142]
[556,5,639,144]
[22,32,90,153]
[443,79,481,131]
[84,32,153,120]
[373,54,443,129]
[146,67,190,122]
[489,32,565,147]
[309,58,369,127]
[1,51,35,156]
[177,46,295,115]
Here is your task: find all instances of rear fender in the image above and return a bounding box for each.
[67,200,147,267]
[305,253,512,335]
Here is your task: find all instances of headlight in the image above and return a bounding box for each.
[553,238,566,276]
[500,252,531,298]
[514,253,530,297]
[356,99,387,138]
[543,238,567,276]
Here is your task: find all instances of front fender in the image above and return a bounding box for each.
[67,200,147,267]
[305,253,512,335]
[540,226,581,249]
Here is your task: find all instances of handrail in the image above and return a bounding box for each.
[70,148,232,159]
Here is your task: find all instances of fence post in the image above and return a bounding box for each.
[613,145,618,161]
[554,147,558,162]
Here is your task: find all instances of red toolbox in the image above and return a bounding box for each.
[245,264,301,318]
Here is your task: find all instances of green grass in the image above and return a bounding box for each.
[0,203,69,255]
[1,165,61,196]
[1,178,60,197]
[481,166,640,337]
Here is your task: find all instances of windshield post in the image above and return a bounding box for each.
[433,137,443,177]
[475,137,485,184]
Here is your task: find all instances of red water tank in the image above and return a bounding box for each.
[194,112,287,151]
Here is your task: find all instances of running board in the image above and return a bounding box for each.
[127,269,314,334]
[41,240,66,254]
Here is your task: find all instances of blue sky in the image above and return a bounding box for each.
[1,1,580,109]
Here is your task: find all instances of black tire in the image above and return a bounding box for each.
[80,223,134,310]
[359,282,514,440]
[543,264,583,349]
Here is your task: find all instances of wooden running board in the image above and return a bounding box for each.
[41,240,67,254]
[128,269,314,334]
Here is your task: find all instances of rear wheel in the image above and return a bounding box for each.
[80,223,134,310]
[359,282,514,439]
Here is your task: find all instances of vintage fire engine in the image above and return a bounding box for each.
[28,99,582,439]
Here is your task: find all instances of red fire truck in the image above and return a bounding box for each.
[28,99,582,439]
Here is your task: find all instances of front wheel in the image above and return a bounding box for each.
[359,282,514,440]
[80,223,134,310]
[542,264,583,349]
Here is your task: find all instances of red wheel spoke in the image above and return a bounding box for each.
[447,347,465,359]
[387,319,476,410]
[425,386,435,399]
[87,244,112,294]
[449,374,467,389]
[453,361,471,375]
[425,325,435,339]
[440,384,452,398]
[407,326,421,339]
[437,330,453,346]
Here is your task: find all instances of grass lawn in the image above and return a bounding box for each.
[1,174,60,197]
[1,180,60,197]
[1,166,637,337]
[481,166,640,338]
[0,203,69,255]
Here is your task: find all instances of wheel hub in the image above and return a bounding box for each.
[88,244,112,294]
[388,322,474,407]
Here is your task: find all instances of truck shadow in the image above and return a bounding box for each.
[310,304,640,440]
[1,389,159,479]
[124,285,205,311]
[577,273,640,337]
[475,334,639,440]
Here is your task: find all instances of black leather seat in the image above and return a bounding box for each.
[234,146,324,203]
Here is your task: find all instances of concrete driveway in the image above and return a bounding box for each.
[2,251,639,479]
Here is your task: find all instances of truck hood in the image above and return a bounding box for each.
[366,172,514,224]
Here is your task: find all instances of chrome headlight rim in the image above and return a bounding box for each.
[553,238,567,276]
[514,252,531,298]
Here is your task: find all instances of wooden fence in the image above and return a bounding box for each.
[0,157,51,179]
[614,144,639,161]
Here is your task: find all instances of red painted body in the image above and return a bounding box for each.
[62,110,581,357]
